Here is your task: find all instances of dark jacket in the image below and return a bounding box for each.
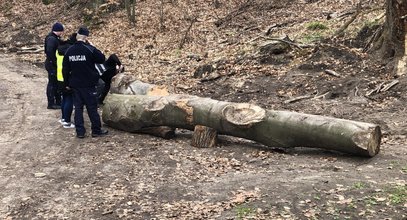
[57,33,77,56]
[101,54,122,83]
[44,32,62,72]
[62,41,105,88]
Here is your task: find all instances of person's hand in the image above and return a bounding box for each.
[118,65,124,73]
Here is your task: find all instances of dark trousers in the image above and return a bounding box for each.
[99,79,111,104]
[95,79,105,104]
[73,87,102,135]
[61,92,74,123]
[46,71,61,107]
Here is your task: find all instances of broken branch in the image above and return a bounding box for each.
[324,69,341,77]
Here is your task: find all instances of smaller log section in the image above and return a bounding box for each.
[109,74,175,139]
[191,125,218,148]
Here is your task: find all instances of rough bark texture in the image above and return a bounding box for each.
[374,0,407,75]
[108,74,175,139]
[110,74,170,96]
[191,125,217,148]
[102,94,381,157]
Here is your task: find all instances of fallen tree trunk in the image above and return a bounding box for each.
[110,74,170,96]
[102,94,381,157]
[109,74,175,139]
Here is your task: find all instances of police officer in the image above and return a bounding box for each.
[56,33,77,128]
[44,22,64,109]
[62,26,108,138]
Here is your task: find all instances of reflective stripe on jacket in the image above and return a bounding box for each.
[56,51,64,82]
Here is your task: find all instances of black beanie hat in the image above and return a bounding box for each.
[68,33,77,44]
[77,26,89,36]
[52,22,64,32]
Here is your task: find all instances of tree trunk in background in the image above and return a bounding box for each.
[102,94,381,157]
[373,0,407,75]
[125,0,136,26]
[93,0,102,10]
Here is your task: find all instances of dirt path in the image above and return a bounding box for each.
[0,54,406,219]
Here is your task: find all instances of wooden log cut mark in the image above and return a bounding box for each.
[222,103,266,126]
[352,126,381,157]
[175,100,194,124]
[191,125,217,148]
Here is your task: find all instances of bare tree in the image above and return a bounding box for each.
[213,0,221,9]
[373,0,407,75]
[125,0,137,26]
[179,15,197,49]
[93,0,103,10]
[159,0,165,32]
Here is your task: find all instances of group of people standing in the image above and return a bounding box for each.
[44,22,123,138]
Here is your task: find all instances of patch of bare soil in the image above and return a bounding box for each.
[1,0,407,219]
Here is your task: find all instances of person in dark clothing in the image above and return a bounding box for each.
[56,33,77,128]
[95,54,124,104]
[44,22,64,109]
[62,26,108,138]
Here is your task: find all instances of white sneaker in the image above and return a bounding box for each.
[58,119,65,124]
[62,122,75,129]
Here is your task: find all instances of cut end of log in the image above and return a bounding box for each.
[352,125,381,157]
[366,126,381,157]
[222,104,266,126]
[191,125,217,148]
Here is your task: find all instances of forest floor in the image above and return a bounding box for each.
[0,0,407,219]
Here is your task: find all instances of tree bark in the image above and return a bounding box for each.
[373,0,407,75]
[124,0,136,26]
[108,74,174,139]
[102,94,381,157]
[110,74,170,96]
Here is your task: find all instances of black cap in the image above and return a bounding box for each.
[77,26,89,36]
[52,22,64,32]
[68,33,77,44]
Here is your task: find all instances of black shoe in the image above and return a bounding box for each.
[77,134,85,139]
[92,129,108,137]
[47,105,61,109]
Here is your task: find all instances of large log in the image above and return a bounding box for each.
[108,74,175,139]
[110,74,170,96]
[102,94,381,157]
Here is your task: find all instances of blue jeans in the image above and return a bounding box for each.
[61,92,73,123]
[73,87,102,135]
[46,71,61,107]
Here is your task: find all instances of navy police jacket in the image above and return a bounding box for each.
[62,41,105,88]
[44,32,63,72]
